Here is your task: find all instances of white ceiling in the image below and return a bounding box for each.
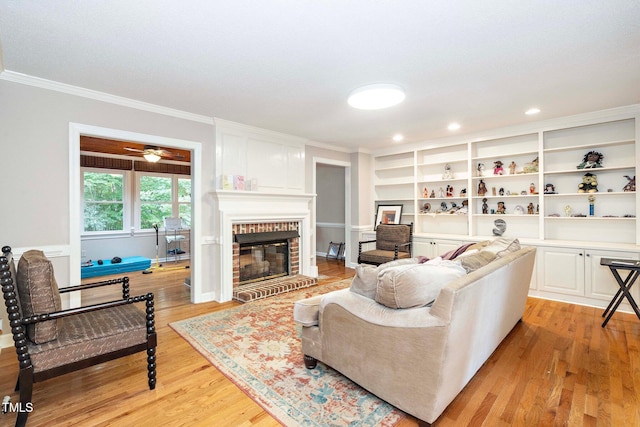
[1,1,639,151]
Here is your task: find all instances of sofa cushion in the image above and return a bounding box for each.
[458,250,497,273]
[351,258,417,299]
[481,238,521,258]
[17,250,62,344]
[375,261,466,309]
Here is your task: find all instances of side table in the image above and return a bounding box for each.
[599,258,640,327]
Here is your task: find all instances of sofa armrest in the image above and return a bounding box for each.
[293,294,324,327]
[320,289,448,329]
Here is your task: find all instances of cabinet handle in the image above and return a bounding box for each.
[586,253,591,257]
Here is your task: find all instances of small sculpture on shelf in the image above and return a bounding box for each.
[499,187,505,196]
[544,183,556,194]
[509,161,517,175]
[577,173,598,193]
[459,188,467,197]
[493,160,504,175]
[482,198,488,214]
[477,179,487,196]
[588,195,596,216]
[440,201,448,211]
[423,187,429,198]
[529,183,536,194]
[477,163,485,177]
[577,151,604,169]
[438,187,445,198]
[623,175,636,192]
[521,156,539,173]
[430,189,436,198]
[493,219,506,236]
[527,203,535,214]
[442,164,454,180]
[565,205,572,217]
[446,185,454,197]
[496,201,506,214]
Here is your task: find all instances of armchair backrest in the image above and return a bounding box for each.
[375,223,412,252]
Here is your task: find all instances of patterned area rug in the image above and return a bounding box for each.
[170,279,406,426]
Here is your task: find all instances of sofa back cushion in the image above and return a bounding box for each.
[17,250,62,344]
[375,261,466,309]
[350,258,417,299]
[458,251,497,273]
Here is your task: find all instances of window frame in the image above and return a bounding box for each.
[135,172,192,231]
[81,167,132,235]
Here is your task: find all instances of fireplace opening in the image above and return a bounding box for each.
[238,240,288,285]
[234,230,299,287]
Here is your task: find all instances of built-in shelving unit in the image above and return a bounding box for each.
[370,108,640,313]
[372,114,639,246]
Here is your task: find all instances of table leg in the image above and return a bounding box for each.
[602,268,640,327]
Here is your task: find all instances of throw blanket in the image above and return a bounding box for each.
[417,242,475,263]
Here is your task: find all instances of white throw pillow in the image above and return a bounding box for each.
[481,238,521,258]
[375,262,466,309]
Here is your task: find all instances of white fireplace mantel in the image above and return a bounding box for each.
[210,190,316,302]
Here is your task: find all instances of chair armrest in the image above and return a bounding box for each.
[358,239,377,256]
[359,239,377,245]
[394,241,412,258]
[59,276,131,299]
[21,292,154,325]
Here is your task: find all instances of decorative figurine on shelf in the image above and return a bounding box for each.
[513,205,525,215]
[509,161,517,175]
[578,172,598,193]
[477,163,485,177]
[499,187,505,196]
[577,151,604,169]
[423,202,431,213]
[493,219,506,236]
[496,201,506,214]
[493,160,504,175]
[446,185,453,197]
[527,202,535,214]
[460,188,467,197]
[442,164,454,180]
[440,202,448,211]
[477,179,487,196]
[457,199,469,215]
[438,187,445,198]
[430,189,436,198]
[423,187,429,198]
[565,205,572,217]
[482,198,489,214]
[522,156,539,173]
[544,183,556,194]
[529,183,536,194]
[588,195,596,216]
[623,175,636,192]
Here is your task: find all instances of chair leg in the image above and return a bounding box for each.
[147,346,157,390]
[15,368,33,427]
[14,376,19,392]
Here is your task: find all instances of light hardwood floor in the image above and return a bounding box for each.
[1,258,639,426]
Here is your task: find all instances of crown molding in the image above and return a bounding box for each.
[0,70,214,125]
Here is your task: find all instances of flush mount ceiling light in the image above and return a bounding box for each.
[392,134,404,142]
[448,122,461,131]
[525,108,541,115]
[348,84,406,110]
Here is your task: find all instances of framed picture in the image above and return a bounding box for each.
[326,242,342,259]
[375,204,403,228]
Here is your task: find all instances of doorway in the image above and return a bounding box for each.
[69,123,203,305]
[313,158,351,268]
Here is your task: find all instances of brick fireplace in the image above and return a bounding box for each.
[210,191,316,302]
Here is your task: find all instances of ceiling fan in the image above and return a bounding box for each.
[123,145,184,162]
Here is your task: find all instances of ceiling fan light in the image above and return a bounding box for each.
[144,152,161,163]
[348,84,405,110]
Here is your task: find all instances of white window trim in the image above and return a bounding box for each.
[81,167,132,235]
[135,172,192,231]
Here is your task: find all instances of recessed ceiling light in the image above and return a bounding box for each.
[448,122,461,131]
[392,134,404,142]
[525,108,541,115]
[347,84,406,110]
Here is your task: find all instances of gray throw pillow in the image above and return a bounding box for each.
[350,258,418,299]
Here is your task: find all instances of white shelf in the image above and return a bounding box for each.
[544,165,634,175]
[543,138,634,154]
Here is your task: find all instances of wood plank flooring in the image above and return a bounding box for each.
[1,258,639,426]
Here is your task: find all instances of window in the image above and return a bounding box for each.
[82,170,127,232]
[138,174,191,230]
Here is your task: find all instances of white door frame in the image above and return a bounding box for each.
[69,123,203,304]
[312,157,352,267]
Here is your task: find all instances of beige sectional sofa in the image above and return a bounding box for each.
[294,242,536,425]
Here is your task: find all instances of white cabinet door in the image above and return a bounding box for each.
[585,250,640,303]
[411,238,462,258]
[539,247,585,296]
[412,239,432,258]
